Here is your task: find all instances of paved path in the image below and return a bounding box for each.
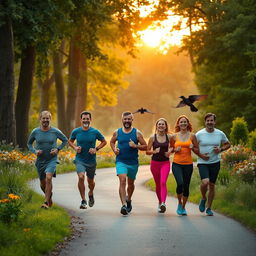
[30,166,256,256]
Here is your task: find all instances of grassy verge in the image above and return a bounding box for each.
[146,167,256,231]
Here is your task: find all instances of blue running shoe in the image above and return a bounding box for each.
[182,208,187,216]
[199,199,206,212]
[206,208,214,216]
[176,204,183,215]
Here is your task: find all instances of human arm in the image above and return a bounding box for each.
[89,138,107,154]
[51,129,68,155]
[191,133,199,155]
[68,139,82,153]
[129,130,147,151]
[146,135,160,155]
[110,130,120,155]
[164,134,173,158]
[213,141,231,154]
[27,129,42,156]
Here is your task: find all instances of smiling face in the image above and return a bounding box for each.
[178,117,188,130]
[81,114,91,129]
[156,119,168,134]
[205,116,216,131]
[122,114,133,130]
[40,112,51,129]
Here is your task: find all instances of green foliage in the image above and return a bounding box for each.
[230,117,249,145]
[0,194,22,224]
[249,130,256,151]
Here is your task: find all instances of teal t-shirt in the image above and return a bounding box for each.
[27,127,68,162]
[70,127,105,164]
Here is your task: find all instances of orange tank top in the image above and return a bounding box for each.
[173,134,193,165]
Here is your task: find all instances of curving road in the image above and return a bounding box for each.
[30,166,256,256]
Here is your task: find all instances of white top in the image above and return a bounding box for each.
[196,128,229,164]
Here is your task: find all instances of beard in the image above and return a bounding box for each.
[83,121,90,128]
[42,121,50,127]
[123,122,132,129]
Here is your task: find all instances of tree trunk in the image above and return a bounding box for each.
[0,14,16,145]
[75,54,87,126]
[66,36,81,133]
[53,45,68,135]
[38,77,52,112]
[15,46,36,149]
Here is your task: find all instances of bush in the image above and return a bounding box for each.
[230,117,249,145]
[249,130,256,151]
[232,156,256,184]
[221,145,254,167]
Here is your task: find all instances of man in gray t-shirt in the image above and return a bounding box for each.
[196,113,230,216]
[27,111,68,209]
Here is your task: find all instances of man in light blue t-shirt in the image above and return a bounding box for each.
[196,113,230,216]
[69,111,106,209]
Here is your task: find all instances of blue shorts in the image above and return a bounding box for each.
[197,162,220,184]
[74,160,96,179]
[116,162,139,180]
[35,158,58,180]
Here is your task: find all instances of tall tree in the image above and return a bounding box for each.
[0,0,16,144]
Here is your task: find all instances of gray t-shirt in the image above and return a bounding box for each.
[196,128,229,164]
[27,127,68,162]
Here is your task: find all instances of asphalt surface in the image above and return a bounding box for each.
[30,165,256,256]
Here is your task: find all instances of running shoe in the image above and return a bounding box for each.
[126,199,132,213]
[176,204,183,215]
[182,208,187,216]
[41,202,49,209]
[206,208,214,216]
[120,205,128,215]
[88,194,95,207]
[80,199,87,209]
[159,203,166,213]
[199,199,206,212]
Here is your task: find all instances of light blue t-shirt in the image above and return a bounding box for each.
[196,128,229,164]
[70,127,105,164]
[27,127,68,162]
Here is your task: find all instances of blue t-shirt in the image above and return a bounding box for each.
[70,127,105,164]
[196,128,229,164]
[27,127,68,162]
[116,128,138,165]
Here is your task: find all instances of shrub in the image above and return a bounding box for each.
[232,156,256,184]
[0,194,22,224]
[221,145,254,167]
[230,117,249,145]
[249,130,256,151]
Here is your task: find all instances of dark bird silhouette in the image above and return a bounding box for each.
[133,108,155,114]
[175,95,208,112]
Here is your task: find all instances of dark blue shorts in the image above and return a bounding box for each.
[197,162,220,184]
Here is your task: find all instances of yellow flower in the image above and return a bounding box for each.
[23,228,31,232]
[0,199,10,203]
[8,194,21,200]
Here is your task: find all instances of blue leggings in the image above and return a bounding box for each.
[172,162,193,197]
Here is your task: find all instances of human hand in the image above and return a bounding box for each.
[174,146,181,152]
[36,150,43,156]
[114,147,120,155]
[50,148,58,155]
[76,146,82,153]
[164,147,173,157]
[153,147,160,154]
[189,144,193,149]
[213,146,221,154]
[129,139,137,148]
[201,153,210,161]
[89,148,97,154]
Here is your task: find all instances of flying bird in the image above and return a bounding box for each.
[133,108,155,114]
[175,95,208,112]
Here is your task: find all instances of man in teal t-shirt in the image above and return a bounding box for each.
[69,111,107,209]
[27,111,68,209]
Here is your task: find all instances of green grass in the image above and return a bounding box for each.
[0,192,70,256]
[146,167,256,231]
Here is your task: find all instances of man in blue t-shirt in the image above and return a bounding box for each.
[27,111,68,209]
[196,113,230,216]
[110,111,147,215]
[69,111,107,209]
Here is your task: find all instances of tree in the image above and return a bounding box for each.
[0,0,16,144]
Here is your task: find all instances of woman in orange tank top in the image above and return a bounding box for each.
[170,115,199,216]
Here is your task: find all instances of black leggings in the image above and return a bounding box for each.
[172,162,193,197]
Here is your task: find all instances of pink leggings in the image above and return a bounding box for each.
[150,160,170,203]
